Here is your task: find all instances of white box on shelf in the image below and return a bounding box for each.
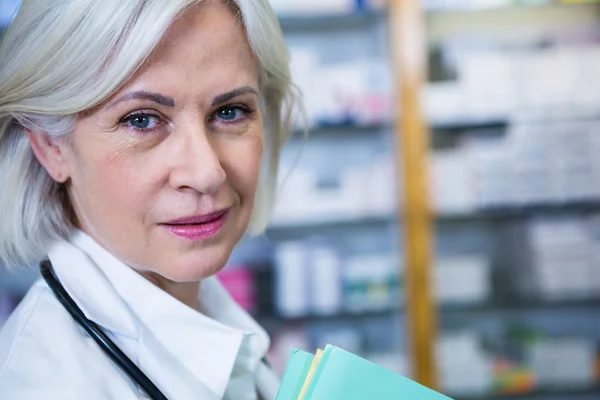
[527,338,597,389]
[577,47,600,111]
[509,123,562,204]
[424,82,470,124]
[430,150,476,215]
[365,156,397,214]
[460,51,514,118]
[534,259,594,300]
[354,59,394,126]
[272,169,318,224]
[437,332,493,396]
[313,64,366,126]
[308,243,343,316]
[339,166,373,215]
[289,48,319,127]
[274,242,310,318]
[343,254,399,312]
[465,135,517,208]
[527,216,598,299]
[434,255,491,304]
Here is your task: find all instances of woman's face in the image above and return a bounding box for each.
[48,3,263,282]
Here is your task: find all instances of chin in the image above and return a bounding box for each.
[160,250,231,283]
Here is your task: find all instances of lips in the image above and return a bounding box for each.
[161,209,229,240]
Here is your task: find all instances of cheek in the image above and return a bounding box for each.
[221,135,263,197]
[68,132,148,214]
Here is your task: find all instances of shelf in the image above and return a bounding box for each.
[277,9,385,31]
[454,384,600,400]
[257,296,600,326]
[298,121,391,136]
[268,211,395,231]
[439,297,600,316]
[437,201,600,222]
[256,307,399,325]
[430,118,508,132]
[426,0,600,14]
[429,113,600,132]
[270,201,600,229]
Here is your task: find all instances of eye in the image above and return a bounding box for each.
[215,105,250,123]
[121,112,163,133]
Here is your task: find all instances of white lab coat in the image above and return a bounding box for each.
[0,230,280,399]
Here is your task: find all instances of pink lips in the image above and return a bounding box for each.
[161,209,229,240]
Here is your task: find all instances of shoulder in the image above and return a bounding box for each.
[0,281,135,399]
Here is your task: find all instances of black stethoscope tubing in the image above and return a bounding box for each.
[40,259,169,400]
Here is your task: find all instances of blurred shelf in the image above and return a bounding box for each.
[256,307,399,325]
[272,201,600,230]
[277,9,385,31]
[430,118,508,132]
[426,0,600,14]
[437,201,600,221]
[257,297,600,326]
[429,113,600,132]
[439,297,600,316]
[291,121,392,139]
[268,211,395,231]
[453,384,600,400]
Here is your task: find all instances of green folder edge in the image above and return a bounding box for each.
[275,345,454,400]
[302,345,454,400]
[301,344,335,399]
[274,349,315,400]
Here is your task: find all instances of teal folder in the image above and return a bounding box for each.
[275,349,315,400]
[276,345,454,400]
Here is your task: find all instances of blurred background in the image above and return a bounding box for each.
[2,0,600,399]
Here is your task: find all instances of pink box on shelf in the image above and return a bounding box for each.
[217,266,256,314]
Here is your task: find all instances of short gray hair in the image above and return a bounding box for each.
[0,0,300,268]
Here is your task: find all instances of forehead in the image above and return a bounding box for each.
[121,2,259,94]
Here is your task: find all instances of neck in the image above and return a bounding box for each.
[141,272,202,312]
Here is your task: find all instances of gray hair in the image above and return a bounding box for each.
[0,0,300,268]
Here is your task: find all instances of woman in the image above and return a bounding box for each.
[0,0,300,398]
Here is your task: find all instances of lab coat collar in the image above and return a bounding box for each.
[47,230,270,398]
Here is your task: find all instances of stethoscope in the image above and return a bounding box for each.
[40,259,274,400]
[40,259,169,400]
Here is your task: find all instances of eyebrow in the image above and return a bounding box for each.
[211,86,259,106]
[107,91,176,109]
[106,86,259,110]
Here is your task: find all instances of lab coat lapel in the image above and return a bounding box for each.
[47,232,225,399]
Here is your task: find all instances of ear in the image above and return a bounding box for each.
[26,129,71,183]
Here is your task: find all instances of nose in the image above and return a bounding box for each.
[169,124,226,194]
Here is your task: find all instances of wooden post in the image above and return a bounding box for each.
[388,0,438,390]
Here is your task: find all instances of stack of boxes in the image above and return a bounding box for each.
[289,48,393,129]
[272,155,396,226]
[273,241,400,318]
[437,329,599,397]
[433,255,492,305]
[437,331,494,396]
[430,120,600,214]
[526,216,600,300]
[527,337,598,390]
[426,46,600,125]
